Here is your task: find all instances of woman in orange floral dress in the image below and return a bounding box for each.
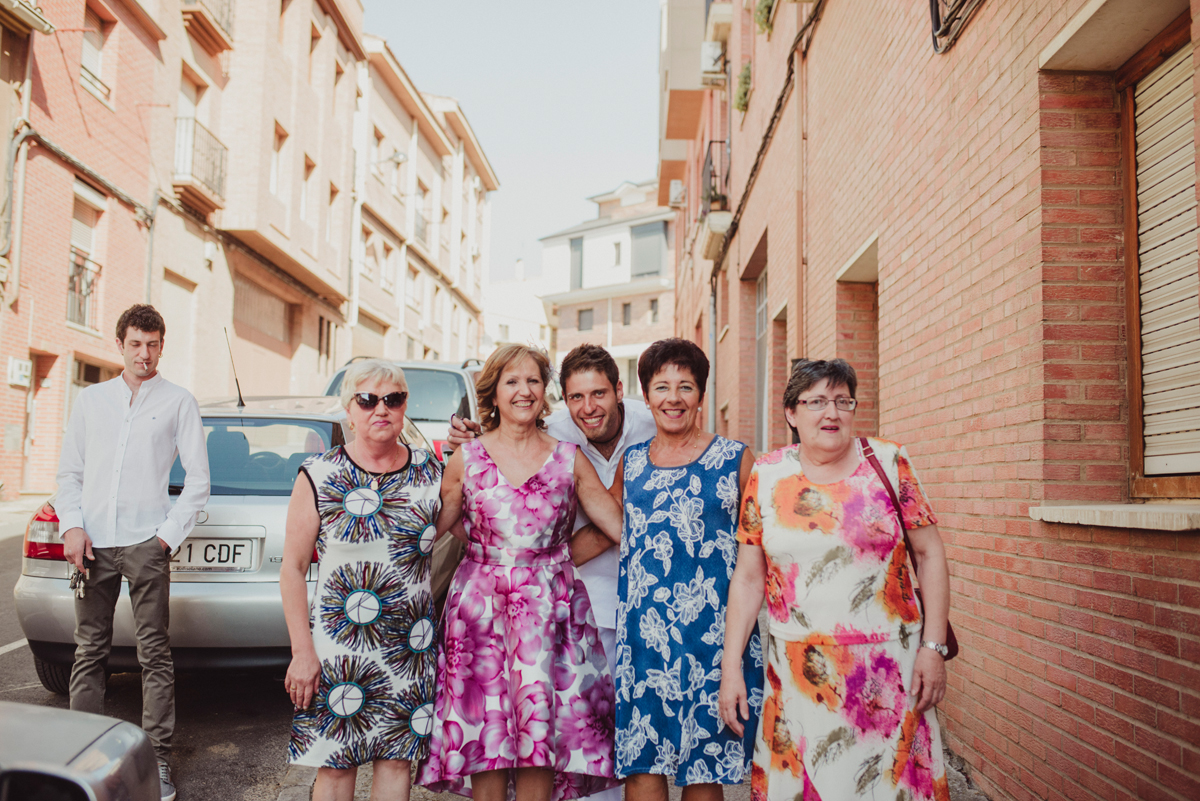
[718,359,953,801]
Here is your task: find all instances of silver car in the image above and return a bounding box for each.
[13,396,462,694]
[324,360,479,461]
[0,701,158,800]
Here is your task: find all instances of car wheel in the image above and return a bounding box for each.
[33,655,71,695]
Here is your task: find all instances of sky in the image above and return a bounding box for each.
[362,0,661,281]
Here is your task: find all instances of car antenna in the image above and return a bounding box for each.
[224,327,246,408]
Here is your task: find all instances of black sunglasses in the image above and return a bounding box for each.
[353,391,408,410]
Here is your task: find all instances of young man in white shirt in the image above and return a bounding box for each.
[58,304,210,801]
[449,344,656,801]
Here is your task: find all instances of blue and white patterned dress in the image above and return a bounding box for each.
[614,435,763,785]
[288,445,442,768]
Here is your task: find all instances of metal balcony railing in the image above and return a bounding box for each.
[174,117,228,200]
[701,140,728,218]
[183,0,234,37]
[67,248,101,329]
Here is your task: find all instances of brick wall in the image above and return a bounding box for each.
[670,1,1200,799]
[835,280,879,437]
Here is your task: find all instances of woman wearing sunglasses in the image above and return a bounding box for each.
[280,359,442,801]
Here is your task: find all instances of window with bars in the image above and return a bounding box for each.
[68,199,101,329]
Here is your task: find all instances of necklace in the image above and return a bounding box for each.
[357,446,406,490]
[652,427,703,465]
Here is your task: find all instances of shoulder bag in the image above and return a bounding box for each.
[860,437,959,660]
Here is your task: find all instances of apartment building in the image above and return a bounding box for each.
[662,1,1200,800]
[0,0,164,496]
[350,37,496,366]
[0,0,497,496]
[540,180,674,396]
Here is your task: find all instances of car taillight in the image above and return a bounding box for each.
[432,440,449,461]
[24,503,64,560]
[311,547,319,564]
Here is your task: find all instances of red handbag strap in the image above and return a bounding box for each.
[860,437,921,575]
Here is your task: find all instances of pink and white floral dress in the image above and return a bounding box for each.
[418,439,619,800]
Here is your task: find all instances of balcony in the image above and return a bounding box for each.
[701,140,728,217]
[181,0,234,55]
[67,248,101,330]
[173,117,228,215]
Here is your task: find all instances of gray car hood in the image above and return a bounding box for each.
[0,701,116,767]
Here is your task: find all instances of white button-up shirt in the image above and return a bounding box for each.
[548,398,657,629]
[56,373,210,550]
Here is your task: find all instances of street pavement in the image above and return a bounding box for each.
[1,498,982,801]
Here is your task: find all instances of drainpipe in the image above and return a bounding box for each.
[143,189,159,302]
[708,272,717,432]
[5,48,34,307]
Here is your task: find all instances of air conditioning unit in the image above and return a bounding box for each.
[700,42,725,85]
[669,180,686,208]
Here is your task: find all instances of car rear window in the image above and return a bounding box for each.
[328,368,470,423]
[169,419,335,496]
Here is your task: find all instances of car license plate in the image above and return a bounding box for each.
[171,539,254,572]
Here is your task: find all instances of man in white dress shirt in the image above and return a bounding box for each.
[57,304,210,801]
[449,344,656,801]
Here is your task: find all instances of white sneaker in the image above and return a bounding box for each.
[158,760,177,801]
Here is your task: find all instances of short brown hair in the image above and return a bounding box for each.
[637,338,709,400]
[782,359,857,409]
[116,304,166,342]
[559,344,619,392]
[474,344,553,432]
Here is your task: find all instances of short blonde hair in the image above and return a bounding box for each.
[339,359,408,410]
[475,345,552,432]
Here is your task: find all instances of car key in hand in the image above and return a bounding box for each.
[69,557,94,600]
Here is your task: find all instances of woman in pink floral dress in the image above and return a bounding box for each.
[418,345,625,801]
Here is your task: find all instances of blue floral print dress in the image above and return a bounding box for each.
[288,445,442,768]
[614,435,763,786]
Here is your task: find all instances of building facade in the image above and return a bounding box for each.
[483,259,554,358]
[540,180,675,396]
[663,1,1200,800]
[0,0,496,496]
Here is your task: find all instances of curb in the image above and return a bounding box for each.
[276,765,316,801]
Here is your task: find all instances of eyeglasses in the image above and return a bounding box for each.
[353,391,408,410]
[796,397,857,412]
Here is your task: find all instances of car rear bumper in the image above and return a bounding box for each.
[26,639,293,671]
[14,574,314,652]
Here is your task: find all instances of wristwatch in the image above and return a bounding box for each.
[921,640,949,658]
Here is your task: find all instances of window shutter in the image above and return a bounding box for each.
[233,275,289,342]
[82,8,103,77]
[1136,44,1200,475]
[71,200,96,254]
[631,222,666,277]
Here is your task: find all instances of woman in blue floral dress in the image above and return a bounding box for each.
[280,360,442,801]
[611,339,763,801]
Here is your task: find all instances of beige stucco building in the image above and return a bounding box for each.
[351,36,498,365]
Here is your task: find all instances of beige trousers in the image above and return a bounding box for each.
[69,535,174,759]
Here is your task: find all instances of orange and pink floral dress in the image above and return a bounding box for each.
[736,438,951,801]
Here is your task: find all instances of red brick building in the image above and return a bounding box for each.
[664,1,1200,799]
